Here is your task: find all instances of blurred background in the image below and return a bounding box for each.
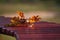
[0,0,60,23]
[0,34,16,40]
[0,0,60,40]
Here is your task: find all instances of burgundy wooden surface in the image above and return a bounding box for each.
[4,22,60,40]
